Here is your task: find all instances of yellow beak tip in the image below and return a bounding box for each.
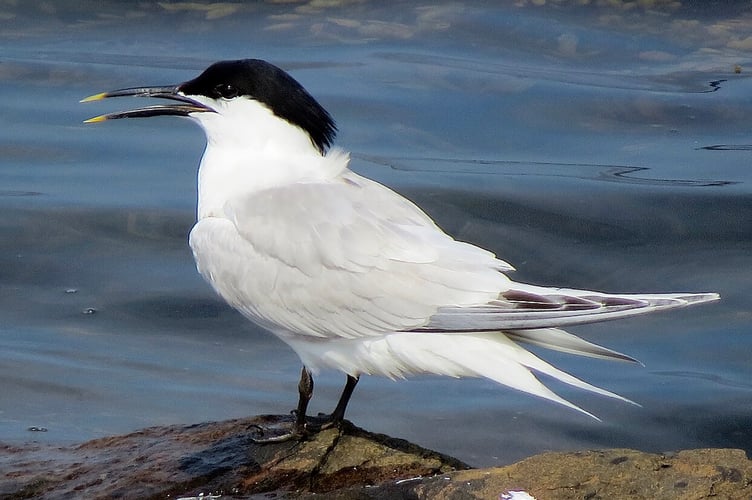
[80,92,108,103]
[83,115,108,124]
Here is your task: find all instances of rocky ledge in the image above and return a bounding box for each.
[1,415,749,499]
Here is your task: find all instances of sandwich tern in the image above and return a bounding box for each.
[83,59,719,440]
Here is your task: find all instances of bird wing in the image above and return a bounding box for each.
[418,286,719,332]
[190,169,718,346]
[189,170,513,339]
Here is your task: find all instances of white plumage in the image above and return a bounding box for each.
[84,59,719,429]
[188,141,714,418]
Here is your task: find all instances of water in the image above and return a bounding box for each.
[1,1,750,467]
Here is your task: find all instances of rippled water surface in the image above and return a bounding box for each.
[1,1,751,466]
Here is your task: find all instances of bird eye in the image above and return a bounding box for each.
[214,83,239,99]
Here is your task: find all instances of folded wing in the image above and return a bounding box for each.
[191,170,513,339]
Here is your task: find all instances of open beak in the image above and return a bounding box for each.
[81,85,214,123]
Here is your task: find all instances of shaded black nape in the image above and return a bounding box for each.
[179,59,337,154]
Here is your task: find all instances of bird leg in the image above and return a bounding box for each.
[250,369,359,443]
[323,374,359,428]
[294,366,314,432]
[249,366,313,443]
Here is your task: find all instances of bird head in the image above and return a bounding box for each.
[82,59,337,156]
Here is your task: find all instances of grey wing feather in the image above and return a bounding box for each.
[201,170,514,340]
[417,286,720,332]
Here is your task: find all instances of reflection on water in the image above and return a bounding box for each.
[700,144,752,151]
[358,155,738,186]
[0,1,750,467]
[655,371,752,390]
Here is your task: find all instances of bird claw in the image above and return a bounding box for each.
[249,421,307,443]
[248,413,344,444]
[315,412,343,431]
[249,424,305,443]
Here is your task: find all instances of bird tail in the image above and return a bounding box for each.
[297,290,718,418]
[378,330,638,419]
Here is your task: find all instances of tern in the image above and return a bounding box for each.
[83,59,719,440]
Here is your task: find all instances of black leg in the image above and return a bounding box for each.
[251,369,358,443]
[250,366,313,443]
[329,374,359,425]
[294,366,314,432]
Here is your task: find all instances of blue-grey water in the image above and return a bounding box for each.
[1,2,750,467]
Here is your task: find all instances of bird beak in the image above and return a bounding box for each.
[81,85,214,123]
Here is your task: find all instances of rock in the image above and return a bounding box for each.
[1,416,750,499]
[0,415,467,499]
[354,448,752,500]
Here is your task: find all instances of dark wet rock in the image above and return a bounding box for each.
[0,415,466,499]
[1,416,750,499]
